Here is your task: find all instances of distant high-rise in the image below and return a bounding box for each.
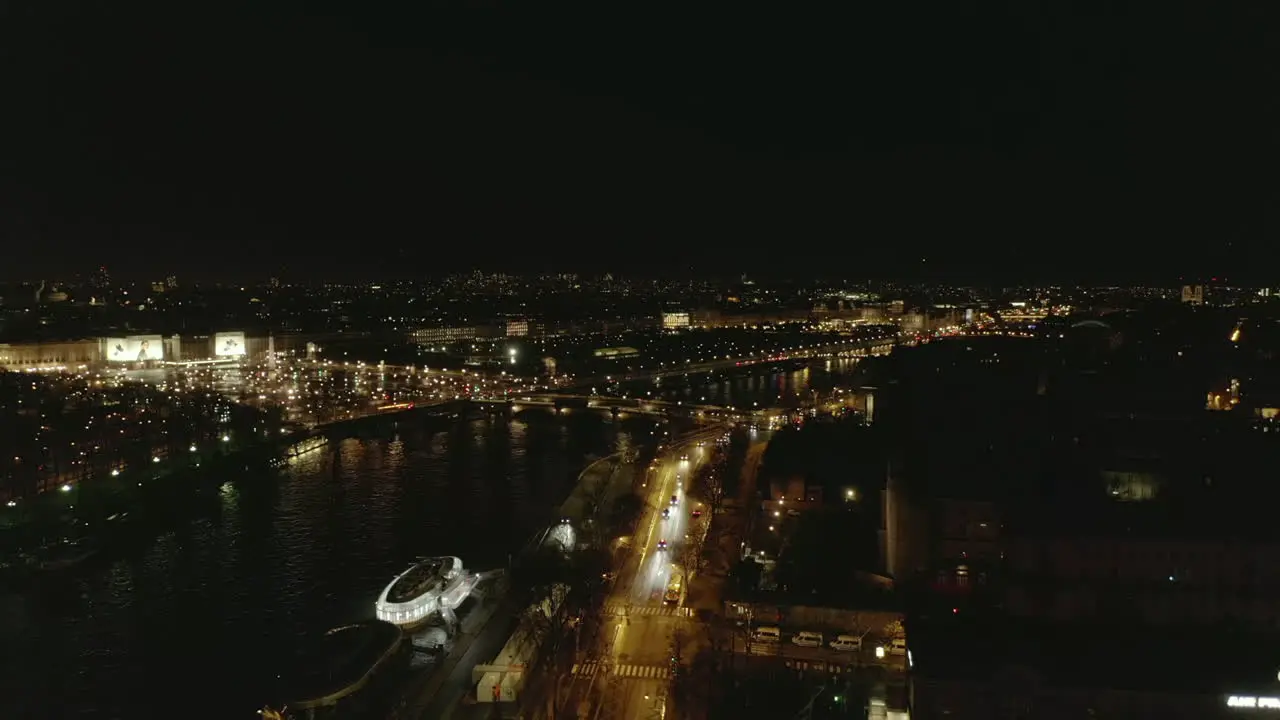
[90,266,110,289]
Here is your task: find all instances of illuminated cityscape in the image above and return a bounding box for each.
[5,274,1280,720]
[3,2,1273,718]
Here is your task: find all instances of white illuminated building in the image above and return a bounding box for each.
[544,520,576,552]
[375,556,477,627]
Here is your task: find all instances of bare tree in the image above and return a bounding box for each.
[519,584,576,719]
[607,492,644,537]
[671,624,688,665]
[521,543,619,719]
[613,438,639,468]
[676,537,705,581]
[581,476,613,548]
[697,467,726,513]
[614,439,639,466]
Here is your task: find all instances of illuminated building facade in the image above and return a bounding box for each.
[0,340,102,370]
[661,312,690,330]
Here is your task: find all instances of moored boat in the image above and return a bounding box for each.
[374,556,476,627]
[262,620,410,720]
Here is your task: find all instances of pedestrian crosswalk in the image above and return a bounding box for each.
[571,662,672,680]
[604,603,692,618]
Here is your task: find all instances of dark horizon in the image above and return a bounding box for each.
[0,264,1252,289]
[2,4,1275,281]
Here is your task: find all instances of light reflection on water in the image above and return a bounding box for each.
[644,357,865,408]
[0,409,657,719]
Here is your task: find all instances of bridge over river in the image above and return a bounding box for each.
[559,333,896,392]
[309,332,895,438]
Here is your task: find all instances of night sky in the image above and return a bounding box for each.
[1,3,1275,282]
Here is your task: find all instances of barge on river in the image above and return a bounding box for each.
[260,620,410,720]
[374,556,477,627]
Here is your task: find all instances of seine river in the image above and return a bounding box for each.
[637,356,868,408]
[0,359,867,719]
[0,409,662,719]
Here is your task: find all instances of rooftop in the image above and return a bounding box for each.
[387,556,459,603]
[1006,489,1280,543]
[911,615,1280,696]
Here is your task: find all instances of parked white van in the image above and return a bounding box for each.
[791,631,823,648]
[753,626,781,643]
[829,635,862,652]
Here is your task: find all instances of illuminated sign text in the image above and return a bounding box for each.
[1228,696,1280,709]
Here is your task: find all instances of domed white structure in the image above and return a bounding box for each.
[375,556,476,627]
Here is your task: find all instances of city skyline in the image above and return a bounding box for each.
[5,260,1280,717]
[7,5,1280,719]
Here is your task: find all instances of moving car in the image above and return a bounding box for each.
[661,508,670,520]
[657,540,668,550]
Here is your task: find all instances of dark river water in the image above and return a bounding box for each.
[0,360,867,719]
[0,409,662,719]
[637,356,867,408]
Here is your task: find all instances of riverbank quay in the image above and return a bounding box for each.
[0,432,296,571]
[556,418,728,529]
[388,573,518,720]
[0,397,474,569]
[388,441,656,720]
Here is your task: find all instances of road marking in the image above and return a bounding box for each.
[623,432,725,628]
[572,662,672,680]
[605,603,692,617]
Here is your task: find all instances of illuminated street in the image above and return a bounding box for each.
[564,431,724,719]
